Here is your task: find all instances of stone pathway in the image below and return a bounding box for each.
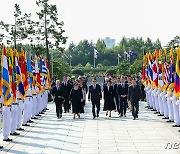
[0,100,180,154]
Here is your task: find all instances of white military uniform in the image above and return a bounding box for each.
[166,91,174,122]
[154,89,160,113]
[160,91,169,118]
[2,96,12,140]
[16,91,24,129]
[31,87,37,119]
[172,95,180,126]
[10,94,18,134]
[152,88,157,110]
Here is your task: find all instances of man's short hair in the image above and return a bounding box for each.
[56,80,60,84]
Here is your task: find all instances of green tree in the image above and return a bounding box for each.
[36,0,67,72]
[53,58,71,80]
[117,60,130,75]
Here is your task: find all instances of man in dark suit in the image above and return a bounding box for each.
[118,76,128,117]
[61,76,72,113]
[52,80,65,118]
[113,77,121,114]
[128,78,142,120]
[88,78,102,119]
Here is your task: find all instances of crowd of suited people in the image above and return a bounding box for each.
[51,73,144,120]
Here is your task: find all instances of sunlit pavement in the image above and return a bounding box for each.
[0,100,180,154]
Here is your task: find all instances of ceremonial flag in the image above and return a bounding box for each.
[174,47,180,97]
[129,50,137,57]
[45,59,51,89]
[8,49,16,102]
[31,58,36,87]
[158,61,164,89]
[94,48,98,59]
[163,49,169,89]
[21,50,28,91]
[152,51,158,88]
[35,56,42,92]
[2,46,12,106]
[148,53,153,84]
[169,48,174,84]
[15,50,25,100]
[26,53,33,85]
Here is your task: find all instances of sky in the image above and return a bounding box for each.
[0,0,180,48]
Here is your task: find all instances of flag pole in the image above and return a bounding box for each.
[118,55,119,65]
[51,52,53,78]
[94,56,95,68]
[129,51,131,74]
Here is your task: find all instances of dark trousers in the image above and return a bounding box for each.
[115,96,120,114]
[120,97,127,116]
[55,101,62,117]
[63,96,70,112]
[92,99,100,117]
[131,101,139,118]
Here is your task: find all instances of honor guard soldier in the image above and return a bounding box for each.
[0,96,3,148]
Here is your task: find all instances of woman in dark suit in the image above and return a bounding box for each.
[103,80,116,117]
[70,82,84,119]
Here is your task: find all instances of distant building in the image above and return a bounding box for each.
[103,37,115,49]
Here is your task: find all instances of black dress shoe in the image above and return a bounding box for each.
[136,115,138,118]
[17,127,24,131]
[158,114,164,116]
[179,130,180,132]
[40,112,45,114]
[59,114,62,118]
[3,138,13,142]
[162,117,169,119]
[151,109,156,111]
[93,116,95,119]
[22,124,30,126]
[172,125,180,127]
[97,114,99,118]
[0,145,3,149]
[27,120,34,123]
[154,111,159,114]
[45,108,49,110]
[10,132,20,135]
[36,114,41,116]
[166,120,174,123]
[32,117,38,119]
[133,118,136,120]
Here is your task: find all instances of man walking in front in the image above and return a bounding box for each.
[88,78,102,119]
[52,80,65,119]
[128,78,142,120]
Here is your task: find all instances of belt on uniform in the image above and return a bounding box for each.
[3,105,11,107]
[17,98,22,100]
[32,94,37,95]
[12,103,18,105]
[26,96,32,97]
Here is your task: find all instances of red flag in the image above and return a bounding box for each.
[21,49,28,92]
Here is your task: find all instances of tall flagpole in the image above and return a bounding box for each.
[51,52,53,78]
[94,56,95,68]
[118,54,119,65]
[129,52,131,74]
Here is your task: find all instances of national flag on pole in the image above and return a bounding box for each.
[2,46,12,106]
[31,58,36,87]
[15,50,25,100]
[26,53,33,85]
[21,49,28,92]
[158,61,164,89]
[152,51,158,88]
[35,56,42,93]
[129,50,137,57]
[148,53,153,84]
[174,47,180,97]
[94,48,98,59]
[45,58,51,89]
[9,49,16,102]
[169,48,174,84]
[163,49,169,89]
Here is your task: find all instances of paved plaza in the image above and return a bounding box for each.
[0,100,180,154]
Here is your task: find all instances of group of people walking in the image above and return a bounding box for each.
[51,73,143,120]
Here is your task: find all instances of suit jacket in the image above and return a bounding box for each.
[118,83,128,98]
[88,84,102,101]
[128,85,141,103]
[52,86,65,103]
[103,85,114,100]
[61,82,72,97]
[113,84,119,97]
